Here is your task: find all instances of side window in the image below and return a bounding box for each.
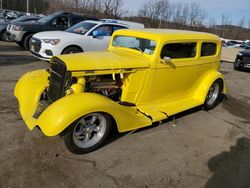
[201,43,217,56]
[51,16,69,28]
[71,16,83,26]
[161,43,197,59]
[113,25,127,32]
[91,25,112,36]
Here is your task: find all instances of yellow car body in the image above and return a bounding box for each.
[15,29,226,137]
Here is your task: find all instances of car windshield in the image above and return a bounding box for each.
[37,15,54,23]
[66,22,97,35]
[112,35,157,55]
[245,42,250,48]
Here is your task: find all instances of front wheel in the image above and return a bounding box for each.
[61,46,82,54]
[203,79,223,110]
[64,113,113,154]
[23,34,33,50]
[0,30,11,41]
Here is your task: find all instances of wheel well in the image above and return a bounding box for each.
[22,32,34,42]
[216,78,224,89]
[59,111,118,137]
[61,45,84,54]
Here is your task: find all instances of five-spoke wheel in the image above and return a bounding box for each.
[64,112,112,154]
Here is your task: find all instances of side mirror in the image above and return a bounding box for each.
[92,30,100,38]
[163,56,171,63]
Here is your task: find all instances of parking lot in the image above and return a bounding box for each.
[0,41,250,187]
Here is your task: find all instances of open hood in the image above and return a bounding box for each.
[53,50,150,72]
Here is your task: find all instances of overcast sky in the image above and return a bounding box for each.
[123,0,250,25]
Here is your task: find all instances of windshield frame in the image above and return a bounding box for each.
[66,21,97,35]
[112,35,157,55]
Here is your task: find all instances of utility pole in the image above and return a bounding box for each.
[76,0,79,13]
[26,0,29,14]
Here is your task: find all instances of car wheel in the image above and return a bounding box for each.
[0,30,11,41]
[234,58,241,70]
[16,41,24,47]
[23,34,33,50]
[64,112,112,154]
[62,46,82,54]
[203,79,223,110]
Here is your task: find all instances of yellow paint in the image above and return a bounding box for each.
[14,29,226,136]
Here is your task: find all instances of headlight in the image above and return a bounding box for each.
[42,39,60,45]
[13,25,22,31]
[237,53,242,56]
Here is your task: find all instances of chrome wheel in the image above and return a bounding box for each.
[72,113,107,149]
[1,31,11,41]
[206,82,220,106]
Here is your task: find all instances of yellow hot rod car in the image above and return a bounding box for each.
[15,29,226,154]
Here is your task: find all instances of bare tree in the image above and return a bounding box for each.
[111,0,124,18]
[102,0,113,17]
[189,3,205,26]
[221,14,232,25]
[237,17,245,28]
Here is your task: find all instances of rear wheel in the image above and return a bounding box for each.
[62,46,82,54]
[203,79,223,110]
[23,34,33,50]
[64,112,112,154]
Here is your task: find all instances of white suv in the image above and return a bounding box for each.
[30,19,144,61]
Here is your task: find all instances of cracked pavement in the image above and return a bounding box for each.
[0,42,250,188]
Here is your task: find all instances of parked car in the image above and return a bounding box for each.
[0,16,40,41]
[9,12,97,49]
[29,19,144,61]
[14,29,226,154]
[234,50,250,71]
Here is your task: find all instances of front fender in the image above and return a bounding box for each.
[37,93,152,136]
[14,70,49,128]
[193,70,226,103]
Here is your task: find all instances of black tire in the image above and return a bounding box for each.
[0,30,11,41]
[234,58,241,70]
[203,79,223,110]
[64,113,113,154]
[16,41,24,47]
[62,46,82,54]
[23,34,33,50]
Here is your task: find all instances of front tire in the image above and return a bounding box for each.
[64,113,112,154]
[62,46,82,54]
[203,79,223,110]
[0,30,11,41]
[23,34,33,50]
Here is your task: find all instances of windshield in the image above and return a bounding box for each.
[112,35,156,55]
[37,15,54,23]
[66,22,97,35]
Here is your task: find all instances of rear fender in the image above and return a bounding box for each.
[193,70,226,103]
[37,93,152,136]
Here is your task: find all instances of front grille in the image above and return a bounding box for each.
[47,58,68,102]
[7,24,11,30]
[243,56,250,63]
[30,37,41,52]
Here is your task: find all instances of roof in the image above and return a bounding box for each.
[84,19,144,29]
[114,29,220,41]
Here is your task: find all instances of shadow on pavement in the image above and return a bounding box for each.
[0,55,38,66]
[205,137,250,188]
[0,43,26,52]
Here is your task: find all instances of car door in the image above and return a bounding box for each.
[84,25,127,51]
[147,41,199,103]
